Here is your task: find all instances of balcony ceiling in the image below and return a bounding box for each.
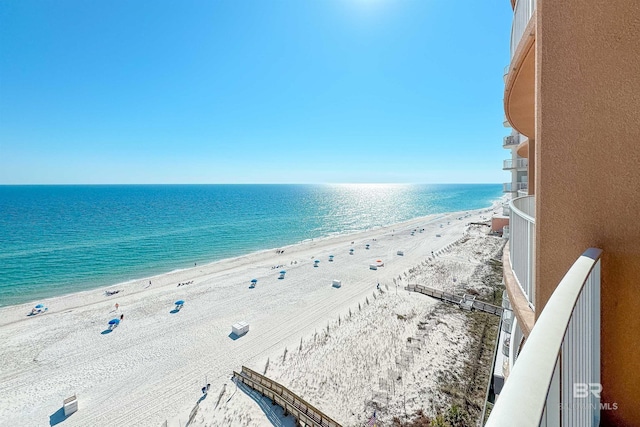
[504,15,536,139]
[517,138,529,158]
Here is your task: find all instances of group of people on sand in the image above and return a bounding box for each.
[276,249,285,254]
[177,280,193,287]
[105,289,123,296]
[271,264,285,270]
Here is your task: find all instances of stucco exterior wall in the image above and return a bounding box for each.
[491,216,509,234]
[536,1,640,424]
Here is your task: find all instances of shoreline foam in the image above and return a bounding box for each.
[0,199,504,426]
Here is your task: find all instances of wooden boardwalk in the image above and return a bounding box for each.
[405,284,503,316]
[232,366,341,427]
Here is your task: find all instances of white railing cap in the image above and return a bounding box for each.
[486,248,602,427]
[509,195,535,223]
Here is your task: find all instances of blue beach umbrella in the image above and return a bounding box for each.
[108,318,120,325]
[251,279,258,283]
[175,300,185,306]
[35,304,44,309]
[329,255,334,258]
[280,270,286,274]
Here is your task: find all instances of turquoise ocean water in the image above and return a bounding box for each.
[0,184,501,307]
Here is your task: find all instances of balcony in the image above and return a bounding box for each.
[503,158,528,170]
[510,0,536,60]
[503,135,519,148]
[503,182,528,193]
[486,249,602,427]
[504,0,536,138]
[509,195,535,308]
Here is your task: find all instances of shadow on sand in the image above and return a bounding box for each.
[101,329,113,335]
[49,407,73,426]
[228,332,240,341]
[170,309,181,314]
[235,380,297,427]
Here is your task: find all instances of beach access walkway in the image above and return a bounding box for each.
[232,366,341,427]
[405,284,503,316]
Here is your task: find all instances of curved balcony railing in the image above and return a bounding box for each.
[486,248,602,427]
[503,158,529,170]
[510,0,536,60]
[509,195,535,308]
[503,182,528,193]
[503,135,519,148]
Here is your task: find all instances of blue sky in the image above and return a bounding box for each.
[0,0,512,184]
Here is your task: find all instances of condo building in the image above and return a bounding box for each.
[486,0,640,426]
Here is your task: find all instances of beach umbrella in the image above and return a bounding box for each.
[280,270,286,274]
[329,255,334,257]
[175,300,185,306]
[314,260,320,263]
[108,318,120,325]
[250,279,258,283]
[35,304,45,309]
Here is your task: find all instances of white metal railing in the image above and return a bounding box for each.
[511,0,536,60]
[502,290,512,310]
[508,317,523,368]
[503,182,528,193]
[509,195,535,308]
[518,189,528,197]
[503,135,519,147]
[486,248,602,427]
[504,158,529,170]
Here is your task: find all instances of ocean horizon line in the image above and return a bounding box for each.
[0,184,504,307]
[0,182,503,186]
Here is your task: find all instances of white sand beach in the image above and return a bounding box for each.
[0,202,503,427]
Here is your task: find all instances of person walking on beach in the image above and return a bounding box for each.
[115,303,119,311]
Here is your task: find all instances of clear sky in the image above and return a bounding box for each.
[0,0,513,184]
